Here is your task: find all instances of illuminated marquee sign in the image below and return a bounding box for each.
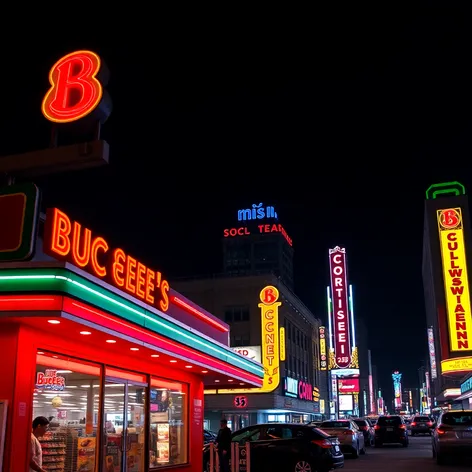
[43,208,170,311]
[319,326,327,370]
[437,208,472,351]
[36,369,65,391]
[237,203,278,221]
[427,328,438,379]
[338,378,360,394]
[41,50,111,124]
[329,246,352,368]
[441,356,472,375]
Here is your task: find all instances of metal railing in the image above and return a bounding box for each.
[208,442,251,472]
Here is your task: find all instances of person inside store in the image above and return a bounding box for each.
[30,416,50,472]
[216,418,232,472]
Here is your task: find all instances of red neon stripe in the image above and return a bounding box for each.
[64,298,261,385]
[171,295,229,332]
[0,294,63,311]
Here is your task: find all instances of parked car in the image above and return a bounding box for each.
[204,429,217,444]
[203,423,344,472]
[319,419,366,457]
[353,418,375,446]
[410,415,434,436]
[432,409,472,465]
[374,415,409,447]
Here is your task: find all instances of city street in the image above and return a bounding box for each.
[344,436,471,472]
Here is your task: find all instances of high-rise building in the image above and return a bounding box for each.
[422,181,472,408]
[222,202,294,288]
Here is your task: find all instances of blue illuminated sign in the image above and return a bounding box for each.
[237,203,278,221]
[461,377,472,394]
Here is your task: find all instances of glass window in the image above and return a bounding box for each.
[232,427,261,444]
[34,351,101,472]
[149,377,188,468]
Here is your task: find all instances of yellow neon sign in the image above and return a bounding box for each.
[441,356,472,375]
[437,208,472,352]
[279,327,286,361]
[210,285,281,394]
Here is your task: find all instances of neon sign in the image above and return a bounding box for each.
[210,285,283,394]
[223,224,293,246]
[427,328,438,379]
[43,208,170,312]
[237,203,277,221]
[41,50,111,124]
[329,246,352,368]
[437,207,472,351]
[392,371,402,409]
[319,326,327,370]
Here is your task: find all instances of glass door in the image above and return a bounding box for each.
[102,372,147,472]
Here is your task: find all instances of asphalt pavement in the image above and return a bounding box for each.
[343,435,471,472]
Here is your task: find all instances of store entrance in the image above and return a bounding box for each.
[103,371,147,472]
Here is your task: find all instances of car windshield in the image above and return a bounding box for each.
[321,421,351,428]
[354,420,366,426]
[441,412,472,426]
[414,417,430,422]
[377,416,401,426]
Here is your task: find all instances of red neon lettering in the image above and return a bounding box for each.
[48,208,71,257]
[41,50,103,123]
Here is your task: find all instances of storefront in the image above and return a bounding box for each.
[0,209,263,472]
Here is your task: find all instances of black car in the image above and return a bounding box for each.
[203,423,344,472]
[353,418,375,447]
[374,415,409,447]
[410,415,434,436]
[204,429,217,444]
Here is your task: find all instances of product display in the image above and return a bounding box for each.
[40,431,66,471]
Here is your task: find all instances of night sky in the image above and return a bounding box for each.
[2,7,471,405]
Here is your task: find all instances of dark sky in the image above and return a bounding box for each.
[1,6,471,404]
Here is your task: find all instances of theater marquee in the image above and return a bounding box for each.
[437,208,472,352]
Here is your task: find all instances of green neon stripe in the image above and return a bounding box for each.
[0,267,263,378]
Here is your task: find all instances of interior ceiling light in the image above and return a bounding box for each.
[185,365,192,368]
[48,320,60,324]
[170,360,177,363]
[105,339,116,343]
[228,379,233,382]
[130,347,139,351]
[215,380,220,382]
[80,331,92,335]
[201,370,208,373]
[151,354,159,358]
[37,351,44,355]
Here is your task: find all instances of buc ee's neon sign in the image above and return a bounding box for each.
[43,208,169,311]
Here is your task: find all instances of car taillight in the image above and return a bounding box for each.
[374,425,380,430]
[437,425,451,435]
[312,439,334,449]
[361,425,368,431]
[427,421,433,427]
[343,430,354,435]
[399,425,406,430]
[411,422,416,426]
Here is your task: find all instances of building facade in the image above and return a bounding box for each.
[422,182,472,408]
[171,274,326,431]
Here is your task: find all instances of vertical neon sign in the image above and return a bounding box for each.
[427,328,438,379]
[329,246,352,368]
[392,371,402,410]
